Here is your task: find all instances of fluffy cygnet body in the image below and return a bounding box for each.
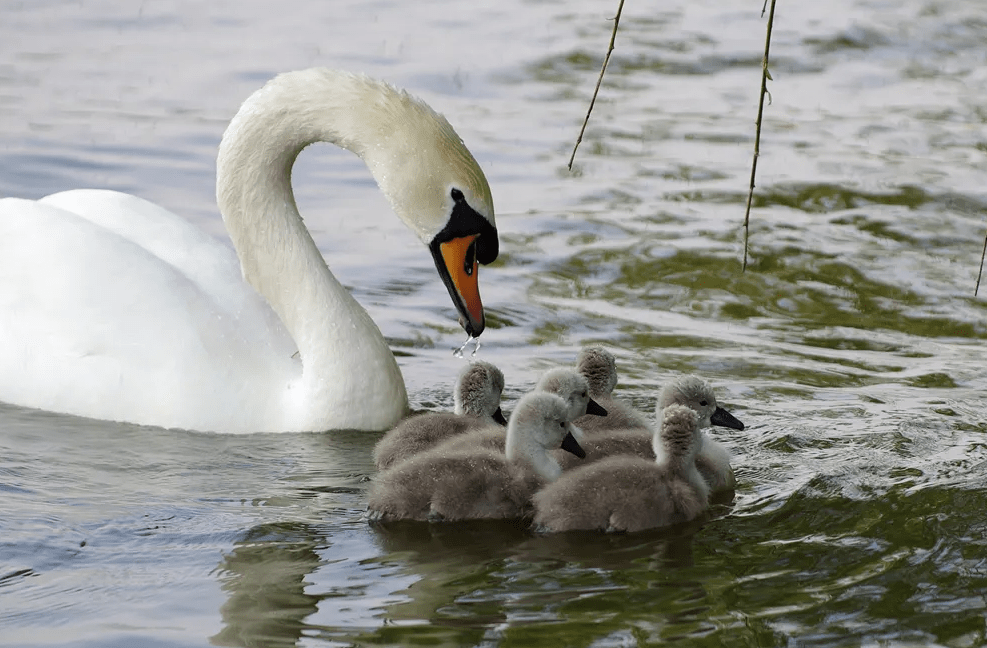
[533,404,709,533]
[372,361,506,471]
[367,391,584,522]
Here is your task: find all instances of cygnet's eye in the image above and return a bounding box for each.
[559,422,565,428]
[699,400,709,406]
[581,391,587,398]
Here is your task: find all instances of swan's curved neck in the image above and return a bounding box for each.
[215,70,409,429]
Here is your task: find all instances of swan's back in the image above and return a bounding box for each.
[0,193,297,431]
[40,191,252,310]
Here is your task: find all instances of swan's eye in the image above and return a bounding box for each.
[582,391,587,398]
[699,400,708,406]
[559,422,565,428]
[451,188,465,203]
[464,239,477,276]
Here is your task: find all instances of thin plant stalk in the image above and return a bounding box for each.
[568,0,626,171]
[743,0,778,271]
[976,230,987,295]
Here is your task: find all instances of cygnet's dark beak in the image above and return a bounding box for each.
[560,431,586,459]
[492,407,507,426]
[585,398,607,417]
[711,406,744,431]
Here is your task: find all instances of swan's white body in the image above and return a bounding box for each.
[0,69,496,433]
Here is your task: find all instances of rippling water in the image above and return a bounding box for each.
[2,0,986,646]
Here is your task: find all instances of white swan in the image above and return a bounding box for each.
[372,361,506,471]
[367,391,585,522]
[0,68,498,433]
[533,404,709,533]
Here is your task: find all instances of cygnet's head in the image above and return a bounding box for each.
[535,368,608,421]
[656,403,703,462]
[656,375,744,431]
[576,347,618,396]
[507,392,586,459]
[454,361,507,425]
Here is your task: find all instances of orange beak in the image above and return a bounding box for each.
[436,234,484,337]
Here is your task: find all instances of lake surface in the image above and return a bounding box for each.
[2,0,987,646]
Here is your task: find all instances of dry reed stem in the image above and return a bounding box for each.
[743,0,778,271]
[568,0,626,171]
[976,230,987,295]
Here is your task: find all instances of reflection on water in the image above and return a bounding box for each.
[212,523,322,648]
[2,0,987,645]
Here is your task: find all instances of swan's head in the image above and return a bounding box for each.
[329,72,499,338]
[656,375,744,431]
[426,185,497,339]
[535,368,608,424]
[506,392,586,462]
[454,360,507,426]
[223,69,498,339]
[576,347,619,396]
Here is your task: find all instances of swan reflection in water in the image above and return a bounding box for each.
[211,522,323,648]
[209,516,711,646]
